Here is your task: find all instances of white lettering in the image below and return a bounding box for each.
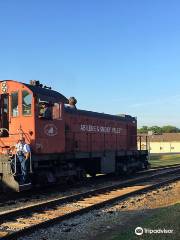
[144,228,174,235]
[80,124,122,134]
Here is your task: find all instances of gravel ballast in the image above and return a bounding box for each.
[17,181,180,240]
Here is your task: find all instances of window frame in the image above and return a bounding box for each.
[52,103,62,120]
[11,91,19,117]
[38,101,52,120]
[22,90,33,117]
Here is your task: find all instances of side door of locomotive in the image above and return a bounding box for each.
[9,90,20,138]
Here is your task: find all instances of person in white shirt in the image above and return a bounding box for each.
[15,137,31,184]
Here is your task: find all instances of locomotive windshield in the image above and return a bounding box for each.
[11,91,18,117]
[22,90,32,116]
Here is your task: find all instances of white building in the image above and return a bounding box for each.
[138,133,180,154]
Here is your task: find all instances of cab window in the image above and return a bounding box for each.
[38,101,52,120]
[53,103,61,119]
[11,92,19,117]
[22,90,32,116]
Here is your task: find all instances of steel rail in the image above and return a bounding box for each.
[1,163,180,205]
[0,167,180,240]
[1,166,180,220]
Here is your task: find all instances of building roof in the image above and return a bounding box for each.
[140,133,180,142]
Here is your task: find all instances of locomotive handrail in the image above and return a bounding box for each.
[10,154,17,176]
[11,152,33,176]
[0,132,30,136]
[29,152,33,174]
[14,153,17,176]
[0,138,7,147]
[137,135,149,151]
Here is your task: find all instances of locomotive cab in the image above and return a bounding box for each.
[0,81,35,191]
[0,80,67,191]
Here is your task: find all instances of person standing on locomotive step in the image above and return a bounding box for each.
[15,137,31,184]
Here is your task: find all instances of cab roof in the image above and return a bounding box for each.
[0,80,68,103]
[24,83,68,103]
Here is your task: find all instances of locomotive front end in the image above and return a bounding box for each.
[0,80,35,191]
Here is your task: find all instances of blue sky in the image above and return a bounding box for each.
[0,0,180,127]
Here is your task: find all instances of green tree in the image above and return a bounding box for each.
[138,125,180,134]
[137,126,149,134]
[149,126,163,134]
[161,125,180,133]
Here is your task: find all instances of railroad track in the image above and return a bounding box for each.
[0,166,180,239]
[1,163,180,207]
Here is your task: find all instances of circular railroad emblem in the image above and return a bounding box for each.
[44,124,58,136]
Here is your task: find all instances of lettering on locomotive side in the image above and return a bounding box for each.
[80,124,122,134]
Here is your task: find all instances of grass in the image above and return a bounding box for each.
[112,202,180,240]
[149,154,180,167]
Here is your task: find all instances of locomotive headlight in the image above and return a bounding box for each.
[1,81,7,93]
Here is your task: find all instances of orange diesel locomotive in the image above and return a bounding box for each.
[0,80,148,191]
